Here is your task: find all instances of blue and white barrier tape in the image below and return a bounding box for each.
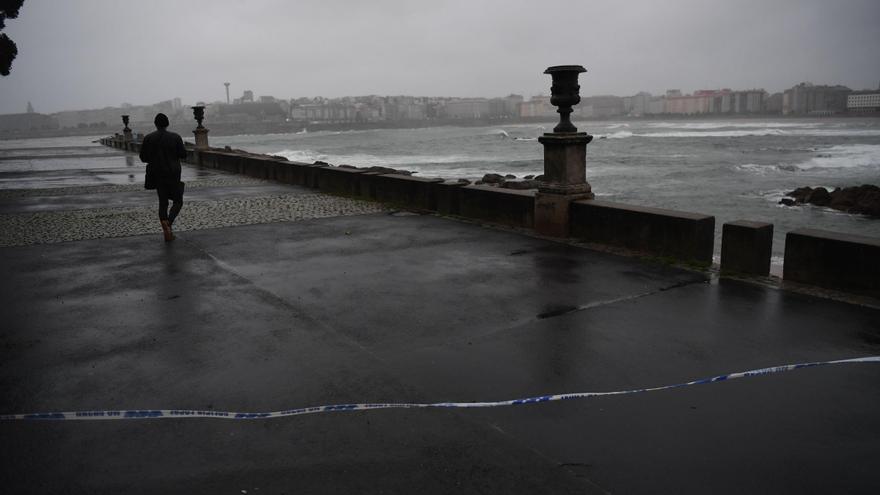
[2,356,878,421]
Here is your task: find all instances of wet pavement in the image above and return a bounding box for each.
[1,142,879,494]
[0,144,385,247]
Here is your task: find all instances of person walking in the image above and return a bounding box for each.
[139,113,187,242]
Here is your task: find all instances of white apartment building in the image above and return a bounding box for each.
[847,93,880,112]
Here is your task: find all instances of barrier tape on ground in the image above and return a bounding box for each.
[2,356,878,421]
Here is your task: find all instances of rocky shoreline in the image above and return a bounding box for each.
[780,184,880,217]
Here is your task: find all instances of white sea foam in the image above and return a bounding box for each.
[273,149,503,167]
[734,163,803,175]
[795,144,880,170]
[595,130,633,139]
[734,163,775,175]
[646,121,822,129]
[274,149,326,163]
[634,128,880,138]
[756,189,791,202]
[606,123,630,129]
[641,129,790,138]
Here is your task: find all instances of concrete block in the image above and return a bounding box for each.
[371,174,443,210]
[193,128,209,149]
[303,163,328,189]
[316,167,367,196]
[783,228,880,297]
[721,220,773,276]
[435,181,467,215]
[354,172,378,199]
[570,199,714,265]
[534,192,590,238]
[274,162,294,184]
[459,185,535,228]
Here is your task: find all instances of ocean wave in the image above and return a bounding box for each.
[606,123,630,129]
[795,144,880,170]
[274,149,327,163]
[734,163,800,175]
[641,129,790,138]
[635,128,880,138]
[273,149,507,167]
[646,121,823,129]
[734,163,768,174]
[747,188,793,203]
[596,130,633,139]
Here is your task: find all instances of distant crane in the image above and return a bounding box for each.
[224,82,230,104]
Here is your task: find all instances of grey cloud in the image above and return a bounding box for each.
[1,0,878,114]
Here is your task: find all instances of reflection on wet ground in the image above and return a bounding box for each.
[0,144,227,189]
[0,141,386,246]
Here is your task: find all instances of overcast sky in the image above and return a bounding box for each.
[1,0,879,114]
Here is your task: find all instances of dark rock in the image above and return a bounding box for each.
[313,160,330,166]
[829,187,854,211]
[364,166,412,176]
[858,192,880,217]
[523,175,535,180]
[786,186,813,202]
[806,187,831,207]
[784,184,880,217]
[534,175,545,181]
[457,179,471,185]
[339,164,358,169]
[504,174,516,179]
[481,173,505,184]
[501,179,540,190]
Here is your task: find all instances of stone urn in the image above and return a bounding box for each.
[544,65,586,133]
[121,115,130,132]
[191,106,206,129]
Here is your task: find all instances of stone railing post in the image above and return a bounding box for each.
[534,65,593,237]
[192,105,209,149]
[121,115,132,142]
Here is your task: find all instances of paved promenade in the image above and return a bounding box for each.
[1,142,879,494]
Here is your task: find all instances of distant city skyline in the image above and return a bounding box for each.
[7,79,880,117]
[4,82,876,137]
[1,0,879,114]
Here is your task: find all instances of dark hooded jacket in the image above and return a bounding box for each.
[139,129,187,187]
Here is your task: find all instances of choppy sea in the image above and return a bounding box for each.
[212,118,880,260]
[2,118,878,260]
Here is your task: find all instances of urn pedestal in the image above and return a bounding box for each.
[533,65,593,238]
[121,115,132,142]
[191,106,209,149]
[193,128,210,149]
[535,132,594,237]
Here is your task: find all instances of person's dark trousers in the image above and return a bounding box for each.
[156,183,183,224]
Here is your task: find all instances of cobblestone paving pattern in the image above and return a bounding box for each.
[0,189,387,247]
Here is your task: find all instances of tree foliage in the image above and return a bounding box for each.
[0,0,25,76]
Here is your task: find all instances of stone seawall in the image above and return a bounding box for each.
[102,135,880,298]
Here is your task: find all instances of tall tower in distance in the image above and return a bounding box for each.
[224,82,230,104]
